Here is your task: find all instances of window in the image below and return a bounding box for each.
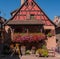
[45,29,51,35]
[25,2,28,6]
[31,2,34,6]
[56,39,58,43]
[14,28,22,33]
[28,26,40,33]
[30,14,34,19]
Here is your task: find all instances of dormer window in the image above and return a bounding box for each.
[30,14,34,19]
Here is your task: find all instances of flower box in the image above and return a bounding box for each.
[13,33,46,43]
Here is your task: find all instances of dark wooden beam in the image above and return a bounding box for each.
[20,10,40,12]
[17,14,44,16]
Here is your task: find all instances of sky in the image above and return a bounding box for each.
[0,0,60,20]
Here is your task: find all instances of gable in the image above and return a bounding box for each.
[8,0,55,26]
[11,9,18,16]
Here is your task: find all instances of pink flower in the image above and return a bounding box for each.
[13,33,46,43]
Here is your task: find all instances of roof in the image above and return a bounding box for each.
[0,16,6,23]
[7,20,43,25]
[11,8,19,15]
[4,0,56,27]
[57,22,60,27]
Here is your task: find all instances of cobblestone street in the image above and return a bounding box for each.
[0,55,20,59]
[21,55,60,59]
[0,54,60,59]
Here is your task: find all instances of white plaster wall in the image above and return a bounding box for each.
[46,36,57,49]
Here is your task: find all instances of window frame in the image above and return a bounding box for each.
[30,14,34,20]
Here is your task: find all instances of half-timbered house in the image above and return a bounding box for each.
[5,0,56,50]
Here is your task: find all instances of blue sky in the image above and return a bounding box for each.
[0,0,60,20]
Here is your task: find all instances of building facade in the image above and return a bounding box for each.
[5,0,56,50]
[0,16,5,43]
[54,16,60,52]
[0,16,6,54]
[54,16,60,41]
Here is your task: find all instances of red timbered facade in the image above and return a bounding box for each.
[5,0,56,49]
[10,0,53,26]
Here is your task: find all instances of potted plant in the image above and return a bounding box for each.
[36,49,42,57]
[42,49,48,57]
[25,50,31,55]
[21,45,26,55]
[47,33,52,37]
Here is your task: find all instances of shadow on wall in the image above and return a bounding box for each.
[4,28,12,45]
[0,28,12,54]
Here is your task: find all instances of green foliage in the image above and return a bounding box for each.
[36,49,42,56]
[47,33,52,37]
[36,48,48,57]
[25,50,30,55]
[42,49,48,57]
[38,49,42,54]
[42,45,47,49]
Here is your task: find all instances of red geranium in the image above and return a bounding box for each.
[33,35,39,42]
[13,33,46,43]
[38,33,46,40]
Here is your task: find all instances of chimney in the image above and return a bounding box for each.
[21,0,25,5]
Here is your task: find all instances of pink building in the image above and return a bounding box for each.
[4,0,56,50]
